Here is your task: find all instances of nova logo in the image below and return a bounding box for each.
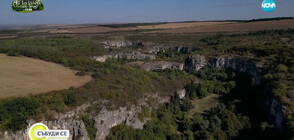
[262,3,276,8]
[262,0,276,13]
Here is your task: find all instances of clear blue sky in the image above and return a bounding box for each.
[0,0,293,25]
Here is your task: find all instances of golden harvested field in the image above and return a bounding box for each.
[0,54,92,98]
[153,19,294,33]
[66,27,136,33]
[137,22,233,30]
[50,22,232,34]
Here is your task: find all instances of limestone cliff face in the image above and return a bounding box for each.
[94,94,169,140]
[140,61,184,71]
[92,52,156,62]
[1,94,169,140]
[0,104,90,140]
[184,55,207,72]
[0,105,143,140]
[184,55,287,132]
[147,46,190,54]
[103,41,143,48]
[263,90,287,131]
[94,107,144,140]
[0,120,89,140]
[184,55,262,84]
[176,89,186,99]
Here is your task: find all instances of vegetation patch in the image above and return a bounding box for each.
[81,114,97,140]
[190,94,220,115]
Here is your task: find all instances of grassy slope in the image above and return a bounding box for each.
[189,94,220,115]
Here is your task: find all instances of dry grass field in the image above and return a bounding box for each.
[0,54,92,98]
[60,22,233,33]
[66,27,136,33]
[153,19,294,33]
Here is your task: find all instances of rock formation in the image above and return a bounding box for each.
[103,41,143,48]
[1,94,169,140]
[139,61,184,71]
[147,46,190,54]
[177,89,186,99]
[92,52,156,62]
[184,55,262,84]
[0,103,90,140]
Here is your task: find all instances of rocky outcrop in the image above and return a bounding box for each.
[147,46,190,54]
[94,107,144,139]
[1,103,91,140]
[177,89,186,99]
[92,55,113,62]
[103,41,143,48]
[184,55,262,84]
[93,94,169,140]
[1,120,89,140]
[139,61,184,71]
[1,94,169,140]
[263,89,287,132]
[92,52,155,62]
[184,55,207,71]
[174,46,190,54]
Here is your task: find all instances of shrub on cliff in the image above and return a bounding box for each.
[0,97,40,131]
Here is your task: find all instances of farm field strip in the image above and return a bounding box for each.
[0,54,92,98]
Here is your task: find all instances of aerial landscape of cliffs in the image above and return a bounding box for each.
[0,18,294,140]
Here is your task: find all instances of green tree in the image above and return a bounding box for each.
[181,98,194,112]
[0,97,40,131]
[82,114,97,140]
[209,115,222,131]
[197,83,209,98]
[185,81,197,99]
[183,130,194,140]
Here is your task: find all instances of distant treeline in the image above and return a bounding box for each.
[97,17,294,28]
[246,17,294,22]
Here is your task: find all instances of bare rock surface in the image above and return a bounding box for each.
[103,41,143,48]
[139,61,184,71]
[92,52,155,62]
[184,55,262,84]
[1,94,169,140]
